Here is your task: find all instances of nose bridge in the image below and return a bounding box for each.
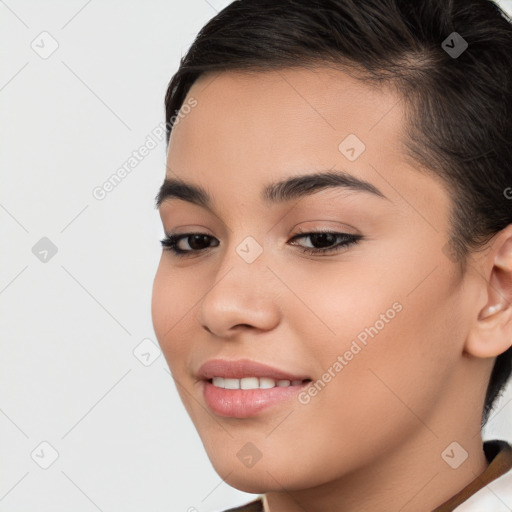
[214,224,269,281]
[197,231,281,335]
[208,231,269,304]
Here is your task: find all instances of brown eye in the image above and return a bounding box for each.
[179,234,212,251]
[289,231,362,255]
[160,233,219,256]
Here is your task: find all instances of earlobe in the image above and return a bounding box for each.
[464,227,512,359]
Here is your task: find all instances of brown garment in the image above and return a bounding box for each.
[222,439,512,512]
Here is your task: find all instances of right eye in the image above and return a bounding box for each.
[160,232,219,257]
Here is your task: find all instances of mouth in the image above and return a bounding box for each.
[197,358,313,418]
[197,357,312,382]
[205,376,312,389]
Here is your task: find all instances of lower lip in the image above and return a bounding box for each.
[202,380,311,418]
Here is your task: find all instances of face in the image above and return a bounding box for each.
[152,67,478,493]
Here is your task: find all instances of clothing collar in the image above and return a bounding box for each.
[433,439,512,511]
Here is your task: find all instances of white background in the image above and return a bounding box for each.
[1,1,511,511]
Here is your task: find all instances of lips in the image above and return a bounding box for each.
[197,359,313,418]
[197,358,311,382]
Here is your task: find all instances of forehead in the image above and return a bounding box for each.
[167,67,405,185]
[172,67,403,147]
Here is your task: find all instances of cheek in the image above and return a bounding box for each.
[277,250,460,425]
[151,263,205,423]
[151,261,196,371]
[151,261,171,346]
[271,253,405,359]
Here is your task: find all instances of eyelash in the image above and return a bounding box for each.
[160,230,362,258]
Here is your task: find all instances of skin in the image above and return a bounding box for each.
[151,67,512,512]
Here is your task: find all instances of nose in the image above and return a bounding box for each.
[196,241,282,338]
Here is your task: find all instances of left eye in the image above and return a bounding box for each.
[289,231,362,255]
[160,231,362,257]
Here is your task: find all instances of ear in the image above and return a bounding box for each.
[464,224,512,358]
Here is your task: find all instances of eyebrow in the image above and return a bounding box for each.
[154,169,388,210]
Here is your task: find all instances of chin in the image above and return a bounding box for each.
[208,451,320,494]
[224,476,269,495]
[206,453,273,492]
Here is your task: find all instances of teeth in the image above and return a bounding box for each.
[212,377,225,388]
[240,377,259,389]
[259,377,275,389]
[211,377,306,389]
[224,378,240,389]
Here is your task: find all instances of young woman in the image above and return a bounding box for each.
[152,1,512,510]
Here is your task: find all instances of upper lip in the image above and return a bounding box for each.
[197,358,311,381]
